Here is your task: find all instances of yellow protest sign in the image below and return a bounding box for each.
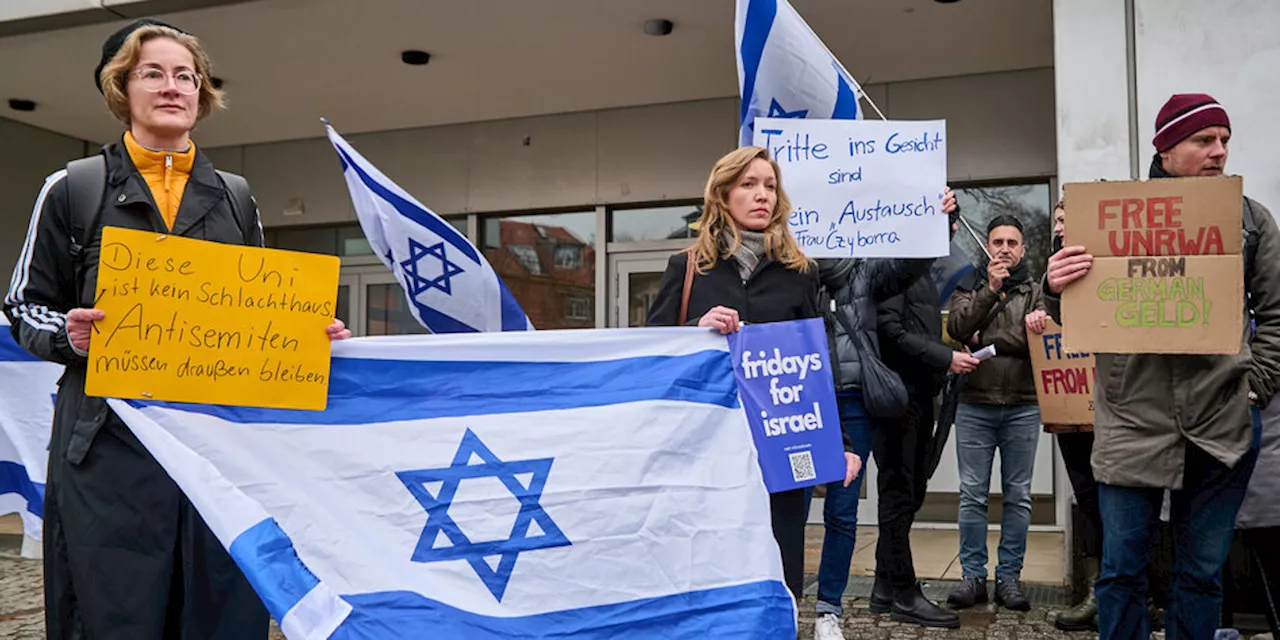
[86,227,341,410]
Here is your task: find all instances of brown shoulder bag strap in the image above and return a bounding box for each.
[677,252,696,326]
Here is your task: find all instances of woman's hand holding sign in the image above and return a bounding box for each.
[699,305,742,334]
[66,308,105,353]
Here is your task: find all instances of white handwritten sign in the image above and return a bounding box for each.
[752,118,949,258]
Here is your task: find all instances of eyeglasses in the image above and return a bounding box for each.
[129,68,201,95]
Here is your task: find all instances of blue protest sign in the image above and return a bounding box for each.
[727,318,845,493]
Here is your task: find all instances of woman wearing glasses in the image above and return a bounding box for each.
[4,18,349,639]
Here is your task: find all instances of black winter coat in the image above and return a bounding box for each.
[876,275,953,400]
[647,251,821,327]
[820,258,936,393]
[647,250,853,453]
[4,137,263,464]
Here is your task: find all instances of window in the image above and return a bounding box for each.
[482,211,596,329]
[564,295,592,322]
[553,244,582,268]
[268,218,469,258]
[612,204,701,242]
[951,183,1053,281]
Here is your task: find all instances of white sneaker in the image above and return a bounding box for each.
[814,613,844,640]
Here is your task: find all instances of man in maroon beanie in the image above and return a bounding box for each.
[1042,93,1280,639]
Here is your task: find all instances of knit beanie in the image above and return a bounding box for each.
[1153,93,1231,152]
[94,18,189,94]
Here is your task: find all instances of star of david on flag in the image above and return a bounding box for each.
[736,0,865,147]
[398,428,570,601]
[401,239,466,297]
[326,124,533,333]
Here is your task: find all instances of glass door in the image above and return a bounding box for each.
[609,253,675,327]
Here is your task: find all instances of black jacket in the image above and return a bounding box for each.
[4,137,262,464]
[877,275,953,399]
[647,251,821,327]
[647,250,856,453]
[821,258,935,392]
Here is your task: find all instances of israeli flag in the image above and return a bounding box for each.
[109,329,795,639]
[326,125,533,333]
[0,316,58,557]
[736,0,865,147]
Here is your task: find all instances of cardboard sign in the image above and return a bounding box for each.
[1062,177,1245,354]
[1063,254,1243,354]
[752,117,949,259]
[726,318,845,493]
[1064,176,1242,257]
[1029,320,1095,426]
[87,227,341,410]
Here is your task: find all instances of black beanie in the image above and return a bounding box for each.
[93,18,189,94]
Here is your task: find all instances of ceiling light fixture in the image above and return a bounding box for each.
[643,19,674,37]
[401,50,431,66]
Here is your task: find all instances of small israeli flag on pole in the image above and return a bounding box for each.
[325,123,533,333]
[736,0,884,147]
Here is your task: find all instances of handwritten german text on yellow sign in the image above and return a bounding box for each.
[86,227,340,410]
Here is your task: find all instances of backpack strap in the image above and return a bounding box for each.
[65,156,107,263]
[65,156,107,303]
[216,169,259,246]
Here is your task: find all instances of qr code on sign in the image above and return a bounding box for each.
[789,451,816,482]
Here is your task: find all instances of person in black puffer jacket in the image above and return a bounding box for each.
[800,187,958,633]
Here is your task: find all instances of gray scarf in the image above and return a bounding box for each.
[727,229,768,281]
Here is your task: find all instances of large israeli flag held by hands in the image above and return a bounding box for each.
[326,125,532,333]
[736,0,864,147]
[0,316,59,555]
[109,329,795,639]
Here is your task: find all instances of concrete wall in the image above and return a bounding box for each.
[0,117,87,291]
[208,67,1056,231]
[0,67,1056,292]
[1054,0,1280,211]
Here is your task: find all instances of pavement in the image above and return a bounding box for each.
[0,531,1094,640]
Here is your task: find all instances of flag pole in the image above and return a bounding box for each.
[856,85,888,121]
[957,215,993,260]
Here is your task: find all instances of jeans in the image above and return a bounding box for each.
[955,402,1042,581]
[803,393,873,616]
[1058,431,1103,558]
[872,396,933,593]
[1096,409,1260,640]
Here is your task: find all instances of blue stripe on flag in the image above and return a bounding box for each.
[412,298,480,334]
[229,514,794,639]
[498,280,528,332]
[127,349,738,425]
[0,332,38,362]
[228,518,321,622]
[832,72,860,119]
[738,0,778,134]
[331,144,481,265]
[0,461,44,518]
[332,581,795,639]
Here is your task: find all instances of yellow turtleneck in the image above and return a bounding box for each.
[124,131,196,231]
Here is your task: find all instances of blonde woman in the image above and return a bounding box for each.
[5,18,348,638]
[647,146,861,603]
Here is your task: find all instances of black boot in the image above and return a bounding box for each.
[1055,557,1099,631]
[995,577,1031,611]
[891,583,961,629]
[947,576,988,609]
[869,572,892,614]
